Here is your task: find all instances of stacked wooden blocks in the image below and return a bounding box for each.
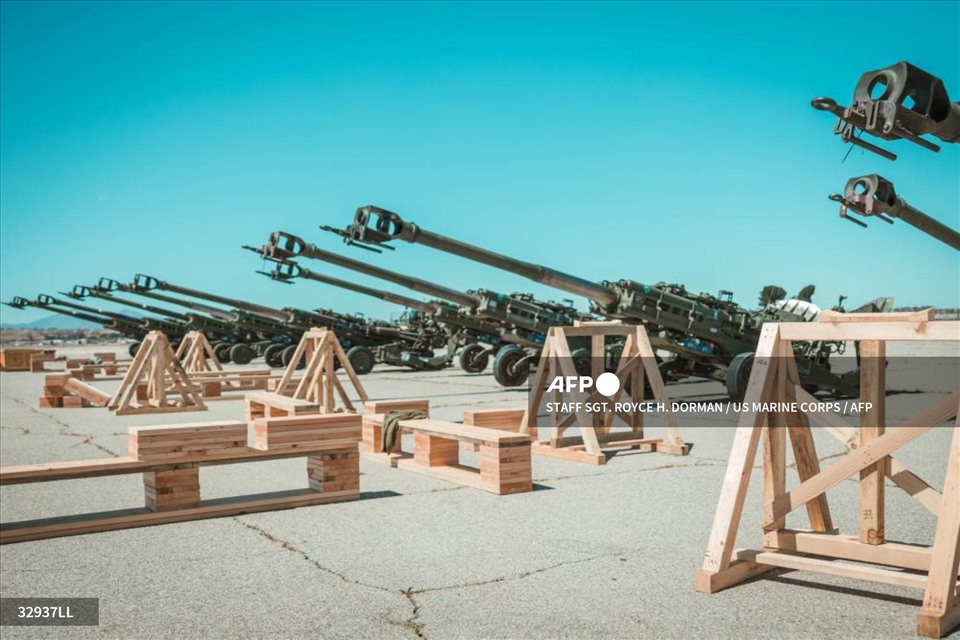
[29,352,57,373]
[38,374,112,409]
[129,422,248,460]
[144,469,200,512]
[307,450,359,497]
[462,408,525,452]
[39,374,70,408]
[478,441,532,495]
[252,414,361,451]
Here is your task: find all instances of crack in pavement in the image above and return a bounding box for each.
[233,516,626,639]
[1,393,120,457]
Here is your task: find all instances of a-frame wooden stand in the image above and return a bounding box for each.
[175,331,223,374]
[108,331,206,416]
[694,311,959,639]
[521,322,687,464]
[273,328,369,413]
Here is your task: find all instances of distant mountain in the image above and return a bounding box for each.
[0,314,104,329]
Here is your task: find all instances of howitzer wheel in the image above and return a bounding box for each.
[458,343,489,373]
[128,342,141,358]
[263,343,285,369]
[229,343,255,366]
[571,348,591,377]
[281,344,305,370]
[213,342,232,364]
[726,352,754,402]
[347,345,375,375]
[493,345,529,387]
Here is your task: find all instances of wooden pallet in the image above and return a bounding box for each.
[0,419,362,543]
[108,331,206,416]
[521,322,687,464]
[694,313,959,639]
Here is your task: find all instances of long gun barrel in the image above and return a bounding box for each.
[262,259,439,314]
[98,278,235,321]
[323,206,619,307]
[132,274,290,323]
[7,296,124,331]
[254,234,482,309]
[321,205,617,306]
[70,285,190,321]
[829,174,960,251]
[34,295,176,337]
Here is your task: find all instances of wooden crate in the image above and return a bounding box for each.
[0,349,41,372]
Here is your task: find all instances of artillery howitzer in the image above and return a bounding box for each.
[829,175,960,251]
[129,274,319,366]
[90,278,289,365]
[246,248,455,372]
[4,296,156,356]
[813,62,960,251]
[812,61,960,160]
[324,205,893,398]
[252,235,601,386]
[11,295,186,356]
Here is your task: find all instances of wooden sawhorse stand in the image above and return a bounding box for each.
[694,312,959,638]
[521,322,686,464]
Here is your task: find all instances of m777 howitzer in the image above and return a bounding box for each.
[29,294,187,356]
[324,206,895,399]
[4,296,154,356]
[93,278,300,367]
[252,258,453,372]
[130,274,330,368]
[812,61,960,160]
[87,279,263,355]
[828,174,960,251]
[251,235,601,386]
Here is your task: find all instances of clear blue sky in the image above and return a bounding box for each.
[2,1,958,326]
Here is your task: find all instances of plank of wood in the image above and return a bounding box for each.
[364,399,430,415]
[0,443,362,485]
[462,408,525,431]
[817,309,935,323]
[778,321,959,341]
[752,550,941,590]
[773,530,942,573]
[919,426,960,629]
[0,489,359,544]
[245,392,319,412]
[701,324,780,574]
[398,419,532,445]
[859,340,886,545]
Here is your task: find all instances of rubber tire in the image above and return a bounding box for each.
[128,342,141,358]
[263,343,285,368]
[458,343,489,373]
[493,345,529,387]
[213,342,232,364]
[726,352,755,402]
[281,344,305,370]
[347,345,375,375]
[571,348,591,377]
[229,343,255,366]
